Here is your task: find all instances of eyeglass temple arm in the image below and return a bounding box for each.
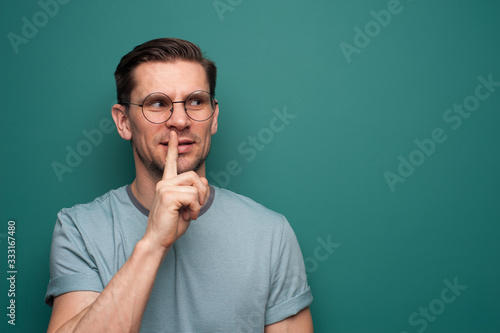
[123,100,217,107]
[122,102,143,107]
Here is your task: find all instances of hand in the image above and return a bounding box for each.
[143,131,210,252]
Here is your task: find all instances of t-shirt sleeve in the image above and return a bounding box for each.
[45,209,104,306]
[265,217,313,325]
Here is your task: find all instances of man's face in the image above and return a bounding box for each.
[126,61,218,180]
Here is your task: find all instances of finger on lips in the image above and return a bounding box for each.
[163,131,178,180]
[159,130,209,215]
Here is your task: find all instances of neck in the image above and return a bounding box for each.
[130,176,156,211]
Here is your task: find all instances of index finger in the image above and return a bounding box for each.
[163,131,178,179]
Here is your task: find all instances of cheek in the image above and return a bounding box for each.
[130,123,143,145]
[201,125,214,145]
[130,122,156,150]
[203,135,212,150]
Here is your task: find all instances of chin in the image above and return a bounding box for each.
[177,160,203,174]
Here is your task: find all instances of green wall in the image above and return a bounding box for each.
[1,0,499,332]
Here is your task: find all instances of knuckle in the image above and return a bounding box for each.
[186,170,198,179]
[160,191,170,200]
[156,180,166,190]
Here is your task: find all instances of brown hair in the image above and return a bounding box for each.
[114,38,217,105]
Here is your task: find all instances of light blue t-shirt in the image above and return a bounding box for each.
[45,185,312,332]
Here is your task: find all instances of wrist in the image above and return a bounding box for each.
[135,237,171,264]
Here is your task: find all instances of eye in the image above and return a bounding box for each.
[186,92,211,110]
[144,95,171,111]
[150,100,167,108]
[187,98,203,107]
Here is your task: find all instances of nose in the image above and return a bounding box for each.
[165,102,190,130]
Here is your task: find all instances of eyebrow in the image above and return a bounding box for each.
[139,89,211,101]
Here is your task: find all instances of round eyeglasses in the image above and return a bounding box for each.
[123,90,217,123]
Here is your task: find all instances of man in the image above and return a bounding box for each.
[45,38,313,332]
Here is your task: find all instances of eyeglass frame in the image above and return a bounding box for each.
[121,90,218,123]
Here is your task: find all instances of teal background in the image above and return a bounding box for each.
[1,0,499,332]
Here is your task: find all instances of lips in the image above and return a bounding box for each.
[178,139,194,146]
[160,138,194,154]
[160,140,194,146]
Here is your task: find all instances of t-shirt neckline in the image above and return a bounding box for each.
[125,184,216,217]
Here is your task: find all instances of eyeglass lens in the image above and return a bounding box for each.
[142,91,214,123]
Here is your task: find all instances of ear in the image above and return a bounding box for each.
[210,100,219,135]
[111,104,132,141]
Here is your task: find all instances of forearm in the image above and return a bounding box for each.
[57,239,167,333]
[264,307,313,333]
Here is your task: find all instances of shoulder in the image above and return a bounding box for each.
[207,186,288,233]
[52,185,144,255]
[57,185,129,225]
[212,186,283,217]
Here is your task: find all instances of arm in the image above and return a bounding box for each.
[48,238,167,333]
[47,132,209,333]
[264,218,313,333]
[47,291,98,333]
[265,307,313,333]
